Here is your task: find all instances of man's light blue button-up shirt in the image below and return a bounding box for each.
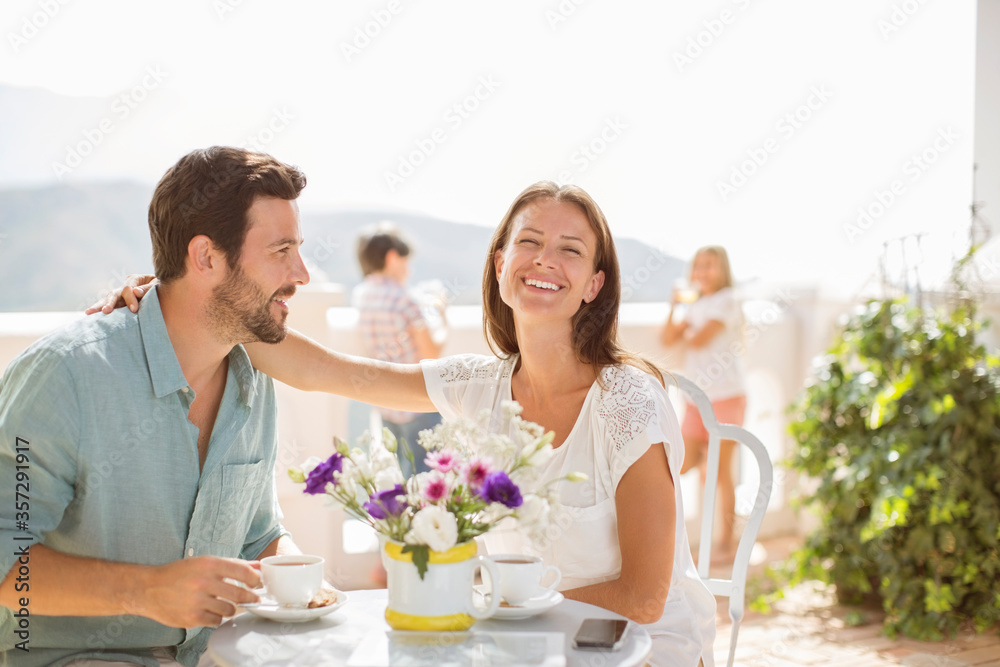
[0,286,288,667]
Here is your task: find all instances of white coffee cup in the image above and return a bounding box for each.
[261,554,324,607]
[487,554,561,606]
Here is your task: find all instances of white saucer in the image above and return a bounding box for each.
[242,590,349,623]
[483,588,564,620]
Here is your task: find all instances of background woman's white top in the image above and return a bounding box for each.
[682,286,747,402]
[422,354,717,667]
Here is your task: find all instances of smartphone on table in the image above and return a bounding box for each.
[572,617,630,651]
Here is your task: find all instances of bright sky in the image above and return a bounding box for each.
[0,0,978,296]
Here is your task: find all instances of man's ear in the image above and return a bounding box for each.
[187,235,224,279]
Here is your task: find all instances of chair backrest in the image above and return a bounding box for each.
[669,373,773,667]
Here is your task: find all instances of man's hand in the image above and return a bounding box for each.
[85,274,158,315]
[134,556,262,628]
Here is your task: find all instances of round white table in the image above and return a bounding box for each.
[208,588,652,666]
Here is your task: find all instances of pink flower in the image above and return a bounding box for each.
[462,457,493,490]
[426,449,459,473]
[422,473,450,503]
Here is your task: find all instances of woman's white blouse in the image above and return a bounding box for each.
[422,353,717,667]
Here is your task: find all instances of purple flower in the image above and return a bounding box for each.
[364,484,407,519]
[479,471,523,509]
[304,453,344,495]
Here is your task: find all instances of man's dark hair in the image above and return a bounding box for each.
[356,222,411,276]
[149,146,307,283]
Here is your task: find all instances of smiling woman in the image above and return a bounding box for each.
[237,181,719,666]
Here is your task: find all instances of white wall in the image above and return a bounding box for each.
[975,0,1000,240]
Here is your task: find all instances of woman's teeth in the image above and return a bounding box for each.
[525,279,560,291]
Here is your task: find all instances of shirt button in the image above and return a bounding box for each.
[181,387,190,394]
[188,548,194,557]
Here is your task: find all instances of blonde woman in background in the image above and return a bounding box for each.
[661,245,747,564]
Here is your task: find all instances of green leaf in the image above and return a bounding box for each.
[402,544,430,580]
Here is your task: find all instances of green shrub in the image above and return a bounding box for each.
[777,296,1000,639]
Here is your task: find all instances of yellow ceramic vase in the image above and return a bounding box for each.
[383,540,500,631]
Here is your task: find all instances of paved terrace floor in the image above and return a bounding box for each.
[712,537,1000,666]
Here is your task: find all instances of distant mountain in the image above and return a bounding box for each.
[0,181,156,311]
[0,182,684,311]
[0,83,189,186]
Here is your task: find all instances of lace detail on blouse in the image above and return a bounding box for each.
[595,365,660,452]
[435,355,514,385]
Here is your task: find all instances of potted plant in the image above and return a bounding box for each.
[289,400,583,631]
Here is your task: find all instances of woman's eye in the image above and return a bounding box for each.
[518,238,538,245]
[565,247,581,255]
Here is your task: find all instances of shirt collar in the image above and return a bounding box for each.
[139,286,259,405]
[227,343,259,407]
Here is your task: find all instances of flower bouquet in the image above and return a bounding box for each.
[288,401,582,579]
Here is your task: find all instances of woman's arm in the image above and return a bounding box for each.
[561,443,676,624]
[246,330,436,413]
[83,276,437,412]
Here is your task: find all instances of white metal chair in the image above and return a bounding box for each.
[670,374,774,667]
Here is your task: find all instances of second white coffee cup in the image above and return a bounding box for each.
[487,554,561,606]
[261,554,324,607]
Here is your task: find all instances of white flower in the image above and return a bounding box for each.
[373,467,404,491]
[381,427,398,453]
[480,504,514,524]
[483,433,519,465]
[350,448,373,480]
[371,447,400,475]
[407,505,459,552]
[524,442,554,467]
[333,459,359,488]
[500,400,523,419]
[516,494,550,530]
[300,456,323,474]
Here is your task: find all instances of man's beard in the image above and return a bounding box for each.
[208,264,295,345]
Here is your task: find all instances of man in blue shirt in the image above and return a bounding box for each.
[0,147,312,666]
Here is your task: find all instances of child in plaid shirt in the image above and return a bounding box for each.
[352,223,446,476]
